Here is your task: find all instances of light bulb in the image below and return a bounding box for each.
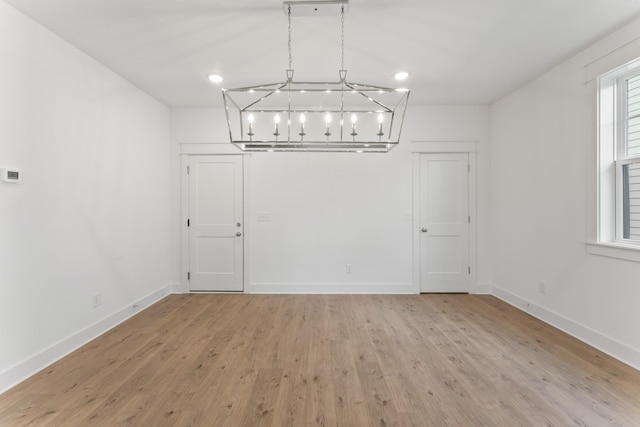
[299,113,306,139]
[377,113,384,138]
[274,113,280,137]
[324,113,332,139]
[350,113,357,137]
[247,113,255,140]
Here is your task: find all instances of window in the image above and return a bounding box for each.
[614,70,640,243]
[594,60,640,255]
[618,73,640,241]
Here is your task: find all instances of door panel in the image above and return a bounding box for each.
[427,236,461,273]
[196,162,236,225]
[196,237,236,273]
[419,153,470,292]
[189,155,243,292]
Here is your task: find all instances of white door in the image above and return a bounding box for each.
[188,155,244,292]
[419,153,470,292]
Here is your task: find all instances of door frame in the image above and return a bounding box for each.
[412,141,477,293]
[180,149,250,293]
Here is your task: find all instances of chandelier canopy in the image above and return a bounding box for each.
[222,0,410,153]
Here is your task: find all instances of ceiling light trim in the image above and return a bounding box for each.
[283,0,349,16]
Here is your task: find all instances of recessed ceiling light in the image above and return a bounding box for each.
[208,74,223,83]
[394,71,409,81]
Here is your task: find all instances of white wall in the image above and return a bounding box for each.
[0,1,172,392]
[491,16,640,369]
[170,105,492,293]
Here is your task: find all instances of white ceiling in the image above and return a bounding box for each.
[5,0,640,107]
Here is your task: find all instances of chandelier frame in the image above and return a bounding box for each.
[221,0,410,153]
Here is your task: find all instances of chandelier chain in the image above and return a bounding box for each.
[288,4,293,70]
[341,4,345,70]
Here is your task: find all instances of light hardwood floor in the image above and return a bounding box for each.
[1,294,639,426]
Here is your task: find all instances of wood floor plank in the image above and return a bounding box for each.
[301,296,338,426]
[237,368,283,426]
[1,294,639,426]
[355,361,401,427]
[329,338,371,426]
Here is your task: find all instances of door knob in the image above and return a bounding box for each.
[421,228,428,233]
[236,232,242,237]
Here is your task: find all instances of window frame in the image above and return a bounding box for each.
[589,59,640,261]
[614,70,640,243]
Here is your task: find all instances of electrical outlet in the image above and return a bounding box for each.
[346,264,353,274]
[538,282,547,294]
[92,292,102,308]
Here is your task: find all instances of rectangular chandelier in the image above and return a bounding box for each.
[222,77,409,153]
[221,0,410,153]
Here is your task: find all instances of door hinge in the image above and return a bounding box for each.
[188,271,190,281]
[187,219,190,227]
[468,216,471,223]
[468,164,471,173]
[468,267,471,274]
[187,165,190,174]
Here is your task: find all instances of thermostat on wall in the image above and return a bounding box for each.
[1,168,22,183]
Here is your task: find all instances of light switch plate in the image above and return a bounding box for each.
[257,212,271,222]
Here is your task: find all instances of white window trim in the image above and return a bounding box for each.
[586,242,640,262]
[589,58,640,262]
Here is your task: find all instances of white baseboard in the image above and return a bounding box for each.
[248,282,491,295]
[491,285,640,371]
[169,282,186,294]
[471,283,492,294]
[0,284,175,394]
[249,282,417,294]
